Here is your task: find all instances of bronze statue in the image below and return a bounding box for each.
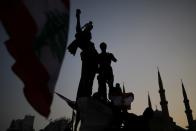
[97,42,117,100]
[67,9,98,131]
[68,9,98,99]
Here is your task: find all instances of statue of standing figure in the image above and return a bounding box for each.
[67,9,98,131]
[68,9,98,100]
[97,42,117,100]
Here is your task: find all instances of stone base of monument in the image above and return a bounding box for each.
[77,97,115,131]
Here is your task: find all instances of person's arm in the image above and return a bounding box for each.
[111,53,117,62]
[76,9,81,33]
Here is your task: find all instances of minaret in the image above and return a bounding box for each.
[181,80,193,129]
[157,68,170,120]
[123,82,125,93]
[148,92,152,109]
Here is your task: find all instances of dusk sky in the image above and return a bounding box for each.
[1,0,196,130]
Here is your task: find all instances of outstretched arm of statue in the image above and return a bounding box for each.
[76,9,81,33]
[111,53,117,62]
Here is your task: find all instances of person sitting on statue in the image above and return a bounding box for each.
[97,42,117,100]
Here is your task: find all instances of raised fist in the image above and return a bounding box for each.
[76,9,81,18]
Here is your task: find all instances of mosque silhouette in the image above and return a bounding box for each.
[139,69,196,131]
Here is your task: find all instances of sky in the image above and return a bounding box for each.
[1,0,196,130]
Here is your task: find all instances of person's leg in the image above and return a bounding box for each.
[97,75,107,100]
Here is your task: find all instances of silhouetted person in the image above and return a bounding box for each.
[97,42,117,100]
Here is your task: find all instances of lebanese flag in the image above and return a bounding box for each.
[0,0,69,117]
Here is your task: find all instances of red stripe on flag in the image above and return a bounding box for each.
[0,0,51,117]
[62,0,70,10]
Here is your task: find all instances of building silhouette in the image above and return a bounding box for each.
[148,92,152,109]
[147,92,185,131]
[181,80,196,131]
[146,69,196,131]
[39,118,71,131]
[7,115,35,131]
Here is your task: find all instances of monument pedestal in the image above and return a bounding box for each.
[77,97,114,131]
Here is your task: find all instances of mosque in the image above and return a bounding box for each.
[146,69,196,131]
